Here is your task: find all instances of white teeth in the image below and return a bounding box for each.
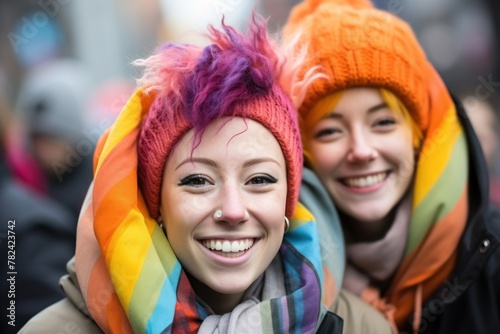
[202,238,254,253]
[230,241,239,252]
[344,172,387,188]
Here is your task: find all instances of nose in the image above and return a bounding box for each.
[216,183,249,225]
[346,130,377,163]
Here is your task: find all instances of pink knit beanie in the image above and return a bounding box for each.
[137,19,303,220]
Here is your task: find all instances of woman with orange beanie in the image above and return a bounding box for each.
[283,0,500,333]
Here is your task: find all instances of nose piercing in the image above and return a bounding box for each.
[214,210,222,219]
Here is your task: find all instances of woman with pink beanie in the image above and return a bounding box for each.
[19,14,347,334]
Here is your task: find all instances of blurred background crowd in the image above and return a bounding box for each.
[0,0,499,331]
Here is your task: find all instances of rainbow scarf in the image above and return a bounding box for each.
[74,88,338,333]
[358,65,469,330]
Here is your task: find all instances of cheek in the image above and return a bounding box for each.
[391,139,416,180]
[309,143,343,174]
[263,189,287,214]
[252,187,287,226]
[163,196,201,230]
[163,208,199,255]
[161,190,195,237]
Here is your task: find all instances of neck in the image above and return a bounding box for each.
[187,273,245,315]
[341,189,413,243]
[341,207,397,243]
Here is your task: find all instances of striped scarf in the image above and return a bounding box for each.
[360,65,469,331]
[74,88,338,333]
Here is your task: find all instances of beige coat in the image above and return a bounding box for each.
[18,258,102,334]
[19,257,392,334]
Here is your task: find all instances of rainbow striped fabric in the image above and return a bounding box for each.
[74,88,339,333]
[383,65,469,327]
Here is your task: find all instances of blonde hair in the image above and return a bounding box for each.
[302,88,423,165]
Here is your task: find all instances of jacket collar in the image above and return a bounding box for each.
[452,95,496,246]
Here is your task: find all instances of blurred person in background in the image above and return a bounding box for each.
[83,77,136,143]
[462,95,500,207]
[0,97,76,333]
[15,58,95,221]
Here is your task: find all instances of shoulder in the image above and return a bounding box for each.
[484,206,500,276]
[485,205,500,240]
[483,205,500,273]
[316,310,344,334]
[330,289,393,334]
[18,298,102,334]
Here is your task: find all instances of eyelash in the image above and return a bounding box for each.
[376,118,396,126]
[178,174,212,187]
[314,117,397,138]
[247,175,278,186]
[178,174,278,187]
[314,128,339,139]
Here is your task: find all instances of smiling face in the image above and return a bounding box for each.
[160,117,287,312]
[306,88,415,237]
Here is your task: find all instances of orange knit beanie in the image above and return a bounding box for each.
[283,0,430,129]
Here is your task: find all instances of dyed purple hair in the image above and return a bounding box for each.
[134,13,318,146]
[135,12,324,219]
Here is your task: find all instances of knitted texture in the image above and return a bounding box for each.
[284,1,470,330]
[137,19,304,221]
[75,89,329,333]
[283,0,429,129]
[138,86,302,220]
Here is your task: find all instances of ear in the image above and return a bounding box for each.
[157,207,164,226]
[157,213,168,237]
[158,205,165,220]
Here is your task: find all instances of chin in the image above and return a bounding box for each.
[345,206,392,224]
[209,281,250,295]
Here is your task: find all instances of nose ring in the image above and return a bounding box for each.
[214,210,222,219]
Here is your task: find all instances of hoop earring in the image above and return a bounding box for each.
[157,217,167,237]
[284,216,290,233]
[214,209,222,220]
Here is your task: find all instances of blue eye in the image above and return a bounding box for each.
[178,174,212,187]
[247,175,278,186]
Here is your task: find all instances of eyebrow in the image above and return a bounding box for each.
[326,102,389,119]
[175,157,219,171]
[243,157,283,168]
[175,157,282,170]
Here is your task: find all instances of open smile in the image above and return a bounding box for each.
[200,238,255,258]
[340,172,389,188]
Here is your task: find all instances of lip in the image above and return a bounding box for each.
[197,238,260,267]
[338,171,390,194]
